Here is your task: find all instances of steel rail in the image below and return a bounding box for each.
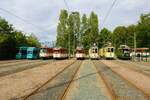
[60,61,83,100]
[23,60,77,100]
[97,60,149,98]
[92,61,116,100]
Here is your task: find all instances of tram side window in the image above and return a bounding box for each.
[21,50,27,55]
[111,48,113,52]
[92,49,95,53]
[108,48,113,52]
[33,50,38,55]
[95,49,97,53]
[41,49,47,53]
[27,51,32,54]
[108,48,111,52]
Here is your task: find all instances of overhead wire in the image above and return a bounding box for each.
[101,0,117,28]
[63,0,70,11]
[0,7,53,33]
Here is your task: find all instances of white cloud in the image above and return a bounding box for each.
[0,0,149,41]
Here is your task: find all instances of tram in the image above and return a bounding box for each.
[89,44,99,60]
[130,48,149,61]
[75,47,85,60]
[39,47,53,59]
[16,47,28,59]
[27,47,40,59]
[99,44,115,59]
[117,45,131,60]
[53,47,68,59]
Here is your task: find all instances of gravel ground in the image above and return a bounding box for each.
[119,60,150,70]
[64,60,112,100]
[26,60,81,100]
[112,60,150,76]
[0,59,75,100]
[0,60,23,64]
[94,60,148,100]
[0,60,40,68]
[0,60,51,77]
[102,60,150,97]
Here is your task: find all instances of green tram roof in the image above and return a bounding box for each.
[19,47,28,50]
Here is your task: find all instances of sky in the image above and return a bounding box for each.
[0,0,150,42]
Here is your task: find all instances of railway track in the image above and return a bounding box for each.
[0,60,52,77]
[0,60,23,65]
[21,60,82,100]
[60,61,82,100]
[112,60,150,76]
[92,61,115,100]
[0,60,41,68]
[93,60,149,100]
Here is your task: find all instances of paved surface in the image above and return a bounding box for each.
[64,60,111,100]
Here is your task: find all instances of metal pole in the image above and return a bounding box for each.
[134,32,136,61]
[69,31,70,58]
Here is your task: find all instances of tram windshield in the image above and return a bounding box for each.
[20,50,27,55]
[40,49,48,53]
[76,50,84,53]
[92,48,97,53]
[108,48,114,52]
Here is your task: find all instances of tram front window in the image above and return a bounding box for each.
[111,48,114,52]
[20,50,27,55]
[95,49,97,53]
[33,50,38,55]
[27,51,32,54]
[108,48,113,52]
[40,49,47,53]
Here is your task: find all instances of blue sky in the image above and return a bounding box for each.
[0,0,150,42]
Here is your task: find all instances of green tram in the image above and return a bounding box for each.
[16,47,28,59]
[117,45,131,60]
[27,47,40,59]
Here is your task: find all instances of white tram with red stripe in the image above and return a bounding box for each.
[53,47,68,59]
[75,47,85,60]
[40,47,53,59]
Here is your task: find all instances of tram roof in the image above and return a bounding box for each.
[53,47,67,50]
[132,48,149,51]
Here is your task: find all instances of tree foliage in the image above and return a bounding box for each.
[56,10,99,53]
[112,13,150,49]
[0,17,40,59]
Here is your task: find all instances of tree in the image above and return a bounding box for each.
[81,14,90,50]
[26,34,41,47]
[126,25,136,48]
[89,11,99,45]
[81,12,99,50]
[113,26,128,49]
[0,17,16,59]
[15,31,27,47]
[0,17,41,59]
[56,9,68,48]
[99,28,112,48]
[136,13,150,48]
